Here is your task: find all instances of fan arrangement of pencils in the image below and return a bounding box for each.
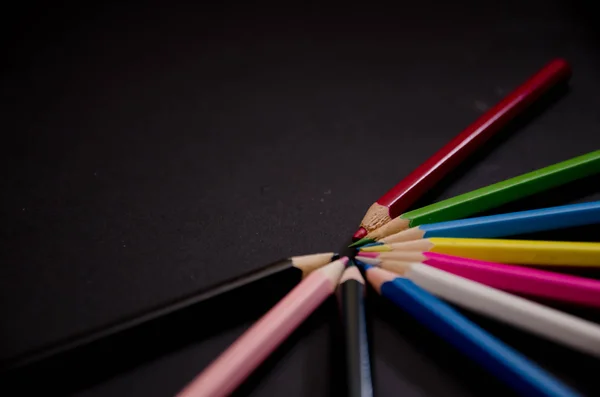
[5,58,599,396]
[172,58,600,397]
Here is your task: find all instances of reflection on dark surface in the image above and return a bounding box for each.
[368,287,600,397]
[367,288,516,397]
[0,273,300,394]
[410,83,572,212]
[3,1,600,396]
[457,307,600,396]
[231,299,336,397]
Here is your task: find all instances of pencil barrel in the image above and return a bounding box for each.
[380,59,571,217]
[339,280,373,397]
[404,150,600,226]
[380,278,579,397]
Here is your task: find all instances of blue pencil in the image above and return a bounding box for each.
[367,201,600,246]
[363,265,580,397]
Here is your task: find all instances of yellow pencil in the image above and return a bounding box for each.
[358,238,600,267]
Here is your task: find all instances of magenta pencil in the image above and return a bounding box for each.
[374,252,600,308]
[176,257,348,397]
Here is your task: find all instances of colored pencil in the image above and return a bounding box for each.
[363,266,580,397]
[337,265,373,397]
[353,201,600,247]
[360,252,600,308]
[359,238,600,267]
[2,252,337,373]
[352,59,572,241]
[360,259,600,357]
[177,257,348,397]
[354,150,600,245]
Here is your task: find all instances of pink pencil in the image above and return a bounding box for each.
[358,251,600,308]
[176,257,348,397]
[423,253,600,308]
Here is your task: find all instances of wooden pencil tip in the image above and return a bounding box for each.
[379,259,411,275]
[352,227,368,241]
[340,266,365,284]
[361,242,383,249]
[360,244,389,252]
[348,238,375,248]
[355,256,380,265]
[363,266,396,293]
[356,251,379,258]
[320,257,348,286]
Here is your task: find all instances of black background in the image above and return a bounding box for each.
[2,1,600,396]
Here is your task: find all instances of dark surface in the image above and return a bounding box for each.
[0,259,308,394]
[2,1,600,396]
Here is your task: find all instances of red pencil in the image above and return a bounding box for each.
[352,59,572,240]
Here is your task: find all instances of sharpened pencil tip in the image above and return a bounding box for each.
[361,242,383,248]
[340,265,365,284]
[360,244,388,252]
[339,256,349,266]
[356,251,379,258]
[352,227,368,241]
[348,238,375,248]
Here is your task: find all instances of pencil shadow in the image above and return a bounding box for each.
[327,299,346,396]
[337,238,358,260]
[481,173,600,218]
[409,82,571,212]
[502,261,600,281]
[518,294,600,323]
[0,280,298,395]
[513,221,600,243]
[367,287,516,397]
[455,307,600,396]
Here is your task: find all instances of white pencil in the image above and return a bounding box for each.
[357,258,600,358]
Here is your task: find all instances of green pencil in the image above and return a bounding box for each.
[352,150,600,246]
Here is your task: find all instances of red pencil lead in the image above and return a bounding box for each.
[352,59,571,240]
[352,227,368,240]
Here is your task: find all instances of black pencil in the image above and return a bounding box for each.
[337,264,373,397]
[1,252,338,392]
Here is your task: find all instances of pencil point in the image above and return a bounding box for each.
[360,244,388,252]
[352,227,368,241]
[348,238,375,248]
[354,257,369,267]
[356,251,379,258]
[355,255,380,265]
[339,256,349,266]
[340,265,365,284]
[361,242,383,248]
